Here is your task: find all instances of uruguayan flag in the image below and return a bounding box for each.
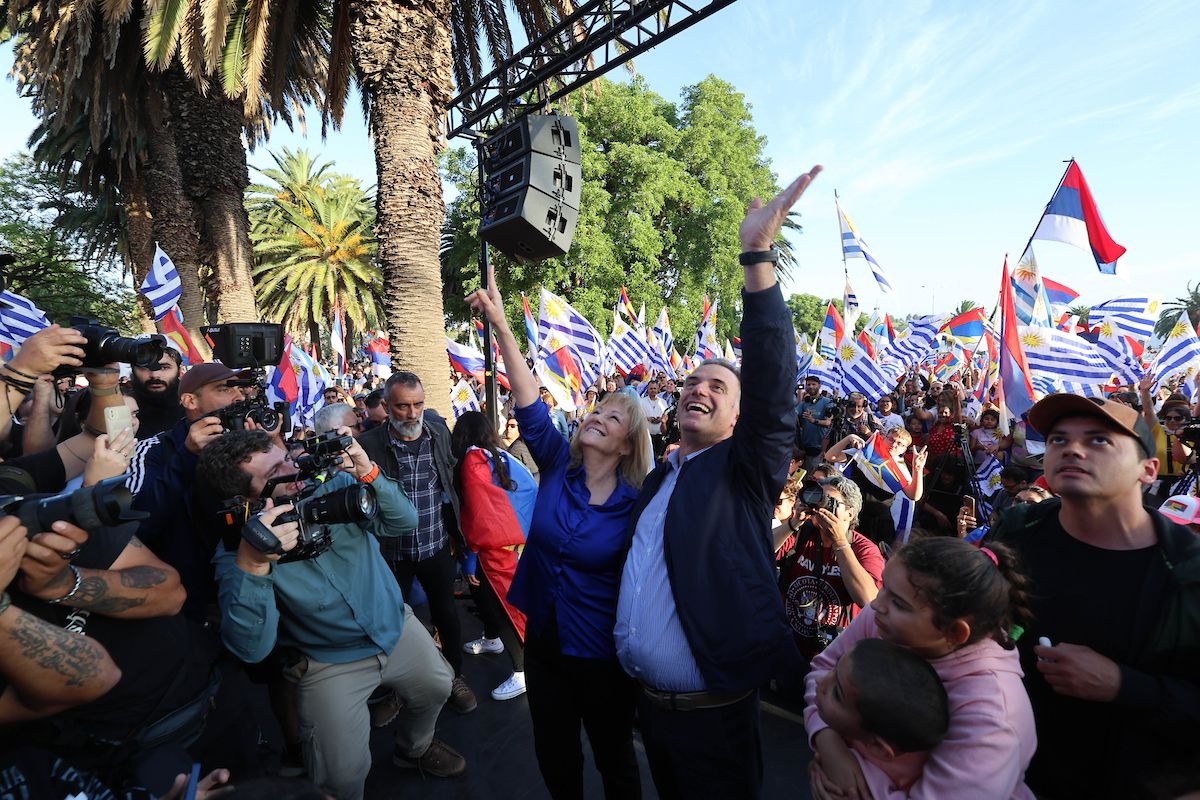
[881,315,943,368]
[0,291,50,347]
[837,199,893,294]
[1148,314,1200,391]
[139,245,183,321]
[1088,296,1159,342]
[538,288,605,388]
[1020,326,1115,386]
[450,379,481,418]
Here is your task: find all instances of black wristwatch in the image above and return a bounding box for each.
[739,246,781,266]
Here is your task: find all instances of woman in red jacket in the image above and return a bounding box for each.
[452,411,538,702]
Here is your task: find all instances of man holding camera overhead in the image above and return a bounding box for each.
[200,428,464,800]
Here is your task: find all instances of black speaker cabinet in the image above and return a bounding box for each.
[482,114,581,173]
[484,154,582,210]
[480,186,579,262]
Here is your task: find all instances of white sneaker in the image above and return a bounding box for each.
[491,671,526,701]
[462,636,504,655]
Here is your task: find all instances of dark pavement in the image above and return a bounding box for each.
[362,597,815,800]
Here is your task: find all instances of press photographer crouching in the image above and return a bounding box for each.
[200,428,466,800]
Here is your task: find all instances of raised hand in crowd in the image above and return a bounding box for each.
[738,165,823,290]
[466,264,540,408]
[82,430,135,488]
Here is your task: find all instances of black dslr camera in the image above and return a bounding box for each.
[216,398,284,433]
[1178,419,1200,448]
[799,478,838,514]
[54,317,167,378]
[217,432,376,563]
[0,475,146,537]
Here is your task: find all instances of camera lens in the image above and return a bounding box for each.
[17,475,143,536]
[300,483,378,526]
[97,332,165,368]
[799,479,825,508]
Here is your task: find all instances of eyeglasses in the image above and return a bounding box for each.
[1163,415,1185,421]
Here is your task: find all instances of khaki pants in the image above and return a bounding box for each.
[286,605,453,800]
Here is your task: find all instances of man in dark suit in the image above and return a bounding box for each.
[614,165,822,798]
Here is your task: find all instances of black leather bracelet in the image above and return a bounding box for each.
[739,246,780,266]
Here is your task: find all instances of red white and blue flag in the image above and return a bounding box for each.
[1042,277,1080,309]
[996,258,1037,431]
[847,431,911,495]
[1030,160,1126,274]
[365,334,392,378]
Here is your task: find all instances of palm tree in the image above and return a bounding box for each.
[955,299,979,315]
[1155,282,1200,340]
[250,161,382,348]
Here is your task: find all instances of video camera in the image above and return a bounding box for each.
[1177,418,1200,449]
[54,317,168,379]
[217,431,376,563]
[0,475,146,537]
[201,322,292,435]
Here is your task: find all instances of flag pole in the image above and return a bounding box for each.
[1018,158,1075,266]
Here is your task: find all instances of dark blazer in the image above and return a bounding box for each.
[358,409,465,551]
[628,285,799,693]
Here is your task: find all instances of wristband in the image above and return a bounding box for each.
[89,385,119,397]
[359,463,381,484]
[738,246,781,266]
[0,591,10,615]
[2,363,39,381]
[48,565,83,605]
[833,542,851,552]
[83,422,106,437]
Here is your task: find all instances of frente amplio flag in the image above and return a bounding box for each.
[1031,160,1126,274]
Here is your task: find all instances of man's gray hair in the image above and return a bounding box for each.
[314,403,356,435]
[820,475,863,527]
[695,358,741,381]
[384,371,422,394]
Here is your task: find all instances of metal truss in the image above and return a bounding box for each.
[445,0,739,140]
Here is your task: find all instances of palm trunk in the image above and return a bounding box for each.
[166,68,259,323]
[143,82,210,354]
[349,0,454,414]
[123,173,158,334]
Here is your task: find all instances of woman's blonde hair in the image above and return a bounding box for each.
[568,391,653,488]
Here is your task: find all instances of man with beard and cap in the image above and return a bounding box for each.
[126,362,250,620]
[358,371,478,714]
[130,339,184,440]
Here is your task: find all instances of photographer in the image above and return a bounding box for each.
[777,476,884,664]
[127,362,251,620]
[202,429,465,799]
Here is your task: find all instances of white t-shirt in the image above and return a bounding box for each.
[875,412,904,431]
[640,395,668,433]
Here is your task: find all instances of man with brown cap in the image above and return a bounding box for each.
[988,392,1200,800]
[126,362,249,619]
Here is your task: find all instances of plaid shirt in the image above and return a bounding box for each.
[380,430,448,561]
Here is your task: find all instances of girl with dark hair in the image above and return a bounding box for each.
[804,537,1037,799]
[450,411,538,702]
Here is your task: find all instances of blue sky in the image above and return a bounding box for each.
[2,0,1197,318]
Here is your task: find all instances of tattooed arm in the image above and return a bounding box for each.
[19,524,186,619]
[0,595,122,722]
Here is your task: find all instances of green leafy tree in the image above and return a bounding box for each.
[248,150,382,347]
[0,154,137,329]
[1154,282,1200,339]
[441,76,801,349]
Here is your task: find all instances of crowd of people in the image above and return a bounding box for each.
[0,163,1196,800]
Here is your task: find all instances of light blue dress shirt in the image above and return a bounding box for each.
[614,447,711,692]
